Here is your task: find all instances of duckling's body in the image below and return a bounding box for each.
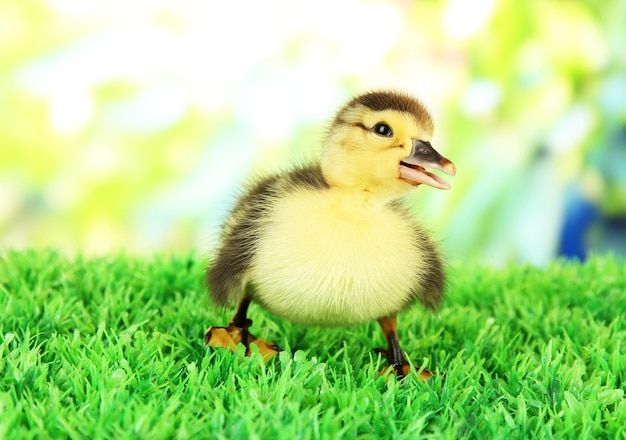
[206,91,455,378]
[211,165,443,326]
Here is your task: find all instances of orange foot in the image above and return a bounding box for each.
[205,324,281,360]
[375,348,437,380]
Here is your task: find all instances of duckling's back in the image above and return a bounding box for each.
[207,165,444,327]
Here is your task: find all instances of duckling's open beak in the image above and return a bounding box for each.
[400,140,456,190]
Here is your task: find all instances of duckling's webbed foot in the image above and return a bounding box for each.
[376,316,434,380]
[204,297,281,360]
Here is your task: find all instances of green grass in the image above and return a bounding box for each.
[0,250,624,439]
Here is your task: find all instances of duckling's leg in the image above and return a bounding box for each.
[204,296,281,360]
[376,316,433,380]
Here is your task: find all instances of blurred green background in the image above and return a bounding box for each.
[1,0,625,265]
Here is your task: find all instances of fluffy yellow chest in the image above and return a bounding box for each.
[251,189,424,326]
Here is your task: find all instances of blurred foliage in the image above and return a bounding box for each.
[0,0,624,264]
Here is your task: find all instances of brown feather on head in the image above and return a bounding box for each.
[333,90,434,132]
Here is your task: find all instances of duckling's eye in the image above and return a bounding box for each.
[373,122,393,137]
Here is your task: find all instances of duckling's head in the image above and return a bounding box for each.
[321,91,456,200]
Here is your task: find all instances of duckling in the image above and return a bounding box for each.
[205,90,456,378]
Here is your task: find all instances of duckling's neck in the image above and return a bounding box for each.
[326,185,394,210]
[321,168,407,207]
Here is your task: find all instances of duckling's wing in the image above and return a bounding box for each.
[207,165,328,307]
[207,175,280,307]
[408,232,445,310]
[390,201,446,310]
